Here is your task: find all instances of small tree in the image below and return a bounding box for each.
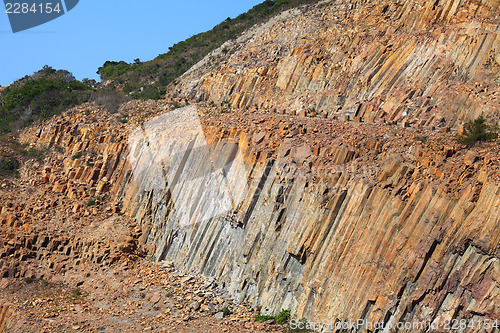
[457,116,497,145]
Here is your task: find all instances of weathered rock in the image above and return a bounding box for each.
[191,301,201,311]
[173,0,499,129]
[33,104,489,330]
[2,0,499,328]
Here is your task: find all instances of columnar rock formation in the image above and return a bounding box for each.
[175,0,499,129]
[2,0,499,331]
[14,99,499,331]
[0,305,13,332]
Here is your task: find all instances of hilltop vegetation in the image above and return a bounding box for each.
[0,65,94,133]
[0,0,320,135]
[97,0,319,100]
[0,0,320,133]
[0,65,135,134]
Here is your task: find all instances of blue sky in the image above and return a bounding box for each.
[0,0,263,85]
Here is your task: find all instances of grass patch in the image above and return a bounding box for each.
[256,314,276,323]
[24,147,48,160]
[256,309,291,324]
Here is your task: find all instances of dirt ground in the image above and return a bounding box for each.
[1,259,287,332]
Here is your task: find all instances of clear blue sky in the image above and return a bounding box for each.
[0,0,263,86]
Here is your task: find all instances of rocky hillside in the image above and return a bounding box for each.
[96,0,320,100]
[0,0,499,332]
[0,95,494,331]
[175,0,499,129]
[0,103,287,333]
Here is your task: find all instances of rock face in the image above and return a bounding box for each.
[3,0,499,331]
[175,0,499,129]
[15,99,499,331]
[0,305,13,332]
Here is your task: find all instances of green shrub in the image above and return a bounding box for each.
[86,198,96,207]
[221,307,232,316]
[0,157,20,172]
[96,61,134,80]
[457,116,497,145]
[276,309,291,324]
[72,152,83,160]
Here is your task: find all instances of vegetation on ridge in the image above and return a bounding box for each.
[0,65,134,135]
[0,0,320,135]
[0,65,94,133]
[97,0,320,100]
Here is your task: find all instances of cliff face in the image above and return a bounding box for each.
[15,98,499,331]
[3,0,499,331]
[175,0,499,129]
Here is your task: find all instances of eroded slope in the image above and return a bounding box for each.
[175,0,499,128]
